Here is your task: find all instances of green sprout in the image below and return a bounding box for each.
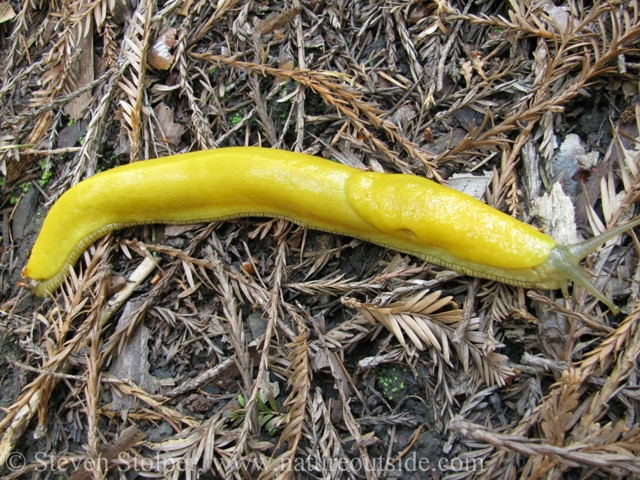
[78,126,90,146]
[97,154,117,173]
[38,160,52,187]
[230,111,243,127]
[230,393,284,436]
[39,170,52,187]
[376,365,410,402]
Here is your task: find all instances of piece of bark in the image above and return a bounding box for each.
[109,299,158,410]
[533,182,579,245]
[64,19,94,119]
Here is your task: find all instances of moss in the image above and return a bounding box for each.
[38,160,53,187]
[376,364,410,403]
[230,111,244,126]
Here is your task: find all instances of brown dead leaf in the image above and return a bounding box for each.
[407,1,437,24]
[464,45,486,80]
[274,59,295,85]
[0,2,16,23]
[471,54,486,80]
[424,127,435,143]
[154,104,185,146]
[148,28,177,70]
[254,7,299,36]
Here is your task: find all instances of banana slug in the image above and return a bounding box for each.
[22,147,640,313]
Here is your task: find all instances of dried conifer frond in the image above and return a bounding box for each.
[101,19,119,72]
[344,290,460,353]
[343,290,514,386]
[259,331,310,480]
[523,368,585,475]
[117,0,154,160]
[146,413,239,478]
[190,53,439,177]
[580,306,640,373]
[480,306,640,477]
[175,13,217,150]
[436,1,640,180]
[313,315,377,352]
[108,378,199,428]
[284,273,385,296]
[451,415,640,476]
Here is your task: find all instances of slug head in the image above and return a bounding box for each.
[544,216,640,314]
[347,172,639,314]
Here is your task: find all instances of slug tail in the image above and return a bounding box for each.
[566,216,640,262]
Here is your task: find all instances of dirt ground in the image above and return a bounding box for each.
[1,1,640,479]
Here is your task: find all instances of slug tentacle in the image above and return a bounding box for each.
[565,217,640,262]
[543,216,640,314]
[20,147,639,313]
[545,245,615,313]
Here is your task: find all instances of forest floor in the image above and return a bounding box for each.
[1,1,640,479]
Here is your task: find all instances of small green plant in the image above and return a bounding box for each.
[39,170,52,187]
[230,393,283,436]
[229,111,243,127]
[9,182,32,204]
[96,154,117,173]
[376,365,410,402]
[38,160,52,187]
[78,126,89,146]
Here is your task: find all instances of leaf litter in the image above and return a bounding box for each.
[1,1,640,478]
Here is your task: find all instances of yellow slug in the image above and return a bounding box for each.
[22,147,640,312]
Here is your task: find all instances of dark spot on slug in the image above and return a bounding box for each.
[398,228,416,239]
